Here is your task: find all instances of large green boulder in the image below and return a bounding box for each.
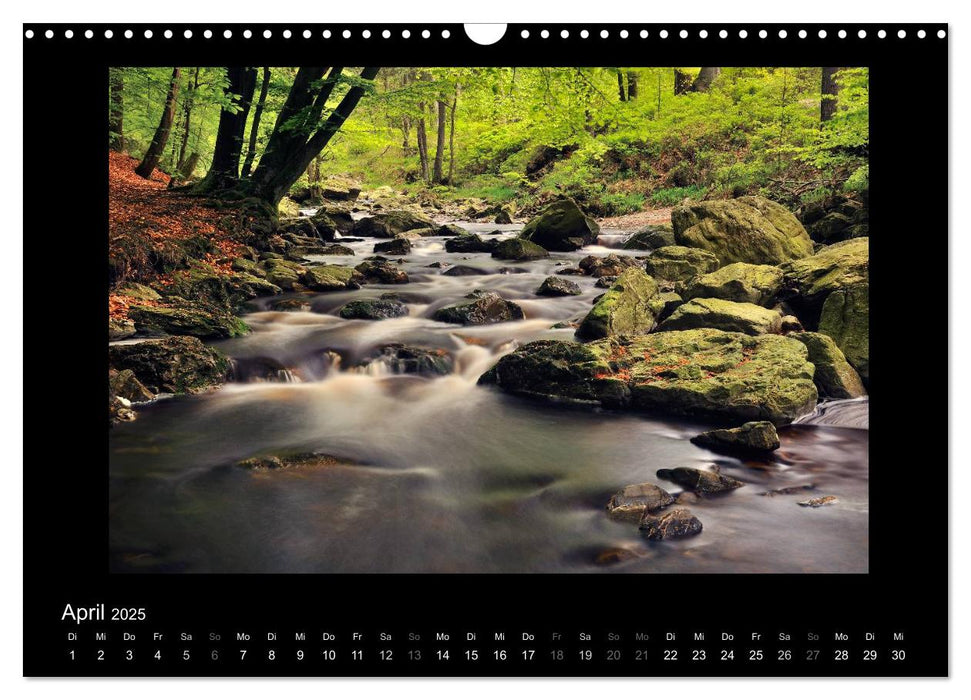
[576,268,662,340]
[680,262,783,306]
[518,198,600,251]
[657,298,783,336]
[644,245,720,282]
[167,264,282,307]
[352,210,436,238]
[789,331,866,398]
[491,238,550,261]
[128,299,248,339]
[260,259,307,291]
[108,336,231,394]
[672,196,814,265]
[301,265,362,291]
[480,329,818,425]
[780,238,868,323]
[432,291,525,326]
[623,225,676,250]
[818,283,869,384]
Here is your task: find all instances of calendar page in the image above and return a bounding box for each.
[22,22,947,677]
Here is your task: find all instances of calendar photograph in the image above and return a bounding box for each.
[107,64,870,575]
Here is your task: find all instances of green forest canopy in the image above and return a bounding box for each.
[110,66,868,215]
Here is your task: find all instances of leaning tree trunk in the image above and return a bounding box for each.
[135,67,181,179]
[248,66,380,206]
[194,67,258,193]
[108,68,125,152]
[617,71,627,102]
[626,71,638,100]
[178,152,200,181]
[241,67,271,178]
[177,67,200,172]
[821,67,842,124]
[416,105,429,183]
[691,67,721,92]
[432,99,447,183]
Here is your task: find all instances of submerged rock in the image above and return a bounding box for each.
[576,268,662,340]
[363,344,454,375]
[352,210,436,238]
[108,336,230,394]
[338,299,409,320]
[644,245,720,282]
[623,225,676,250]
[606,483,675,522]
[480,329,818,425]
[537,276,582,297]
[639,508,703,540]
[593,546,644,566]
[657,298,783,335]
[680,262,784,306]
[491,238,550,261]
[656,467,745,493]
[672,196,814,265]
[518,198,600,251]
[818,283,869,384]
[432,291,525,326]
[301,265,362,291]
[789,331,866,398]
[798,495,839,507]
[373,237,412,255]
[354,260,409,284]
[442,265,489,276]
[691,421,781,453]
[236,453,343,471]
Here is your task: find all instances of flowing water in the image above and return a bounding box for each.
[109,221,868,574]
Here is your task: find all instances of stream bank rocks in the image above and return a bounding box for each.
[658,298,783,336]
[479,329,818,425]
[576,268,663,340]
[128,301,248,340]
[302,264,363,291]
[672,196,814,265]
[623,225,676,250]
[518,198,600,251]
[788,331,866,398]
[679,262,783,306]
[432,291,525,326]
[109,336,231,395]
[351,209,436,238]
[644,245,720,282]
[691,421,781,454]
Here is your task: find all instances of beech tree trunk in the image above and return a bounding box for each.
[447,89,458,185]
[109,69,125,152]
[416,105,429,183]
[617,71,627,102]
[626,71,638,100]
[177,67,200,172]
[194,67,257,192]
[821,67,842,123]
[241,67,271,178]
[135,67,181,179]
[433,99,447,183]
[691,67,721,92]
[674,69,692,95]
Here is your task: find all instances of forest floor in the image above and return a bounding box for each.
[599,207,674,231]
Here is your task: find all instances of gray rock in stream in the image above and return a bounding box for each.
[432,291,525,326]
[656,467,744,494]
[639,508,703,540]
[606,483,675,522]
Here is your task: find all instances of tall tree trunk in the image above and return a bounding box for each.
[673,69,692,96]
[177,67,200,171]
[691,67,721,92]
[249,66,380,205]
[108,68,125,152]
[626,71,638,100]
[820,67,842,123]
[401,116,411,155]
[617,71,627,102]
[178,152,200,181]
[432,99,447,183]
[416,105,429,183]
[241,67,271,178]
[135,67,181,179]
[447,88,458,185]
[195,67,258,192]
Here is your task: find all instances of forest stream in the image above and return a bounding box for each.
[109,220,868,574]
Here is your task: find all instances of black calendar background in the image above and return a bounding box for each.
[22,23,948,677]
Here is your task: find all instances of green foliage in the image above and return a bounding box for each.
[650,186,706,207]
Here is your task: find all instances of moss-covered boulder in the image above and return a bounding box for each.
[432,291,524,325]
[578,253,640,278]
[108,367,154,403]
[780,238,869,323]
[260,259,307,291]
[576,268,663,340]
[352,210,436,238]
[491,238,550,261]
[128,300,248,339]
[108,318,136,341]
[657,298,783,336]
[690,421,780,454]
[354,260,409,284]
[108,336,231,394]
[518,198,600,251]
[537,276,582,297]
[445,233,497,253]
[818,283,869,384]
[338,299,409,320]
[623,225,676,250]
[301,265,362,291]
[117,282,162,302]
[373,237,412,255]
[317,244,355,255]
[167,265,282,306]
[789,331,866,398]
[480,329,818,424]
[672,196,814,265]
[680,262,783,306]
[644,245,720,282]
